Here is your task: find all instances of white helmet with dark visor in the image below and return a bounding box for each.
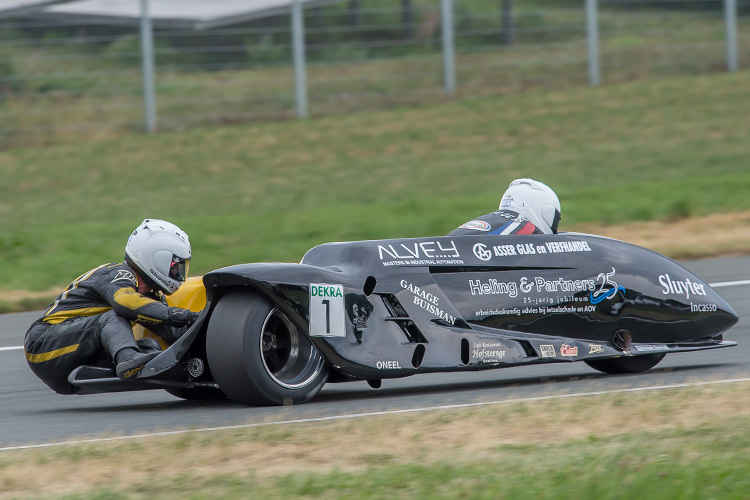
[500,179,562,234]
[125,219,192,295]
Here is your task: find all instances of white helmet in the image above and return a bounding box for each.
[124,219,191,295]
[499,179,561,234]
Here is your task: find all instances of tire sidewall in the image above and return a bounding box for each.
[207,290,329,406]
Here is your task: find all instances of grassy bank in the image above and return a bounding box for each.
[1,381,748,499]
[2,71,750,300]
[2,1,750,147]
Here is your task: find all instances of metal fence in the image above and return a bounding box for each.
[0,0,747,148]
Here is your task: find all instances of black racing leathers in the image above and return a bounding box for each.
[24,262,192,394]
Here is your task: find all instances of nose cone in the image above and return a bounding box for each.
[650,270,738,343]
[703,285,739,336]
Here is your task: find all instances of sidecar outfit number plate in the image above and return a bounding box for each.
[309,283,346,337]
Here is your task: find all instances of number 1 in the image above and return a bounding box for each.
[322,299,330,333]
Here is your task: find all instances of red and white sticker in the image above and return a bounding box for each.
[560,344,579,356]
[459,220,491,231]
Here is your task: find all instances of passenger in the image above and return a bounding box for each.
[449,178,561,236]
[24,219,200,394]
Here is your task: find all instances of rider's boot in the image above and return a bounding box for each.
[100,314,159,380]
[113,348,159,380]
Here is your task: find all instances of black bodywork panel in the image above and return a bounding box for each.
[69,233,738,392]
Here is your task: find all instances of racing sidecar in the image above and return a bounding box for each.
[68,232,738,406]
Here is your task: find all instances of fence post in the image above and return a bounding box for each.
[724,0,739,71]
[139,0,157,132]
[501,0,513,46]
[441,0,456,96]
[291,0,308,118]
[585,0,600,86]
[402,0,414,38]
[349,0,359,26]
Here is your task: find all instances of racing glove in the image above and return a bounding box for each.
[168,307,201,327]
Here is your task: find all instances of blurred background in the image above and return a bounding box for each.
[1,0,749,308]
[1,0,748,146]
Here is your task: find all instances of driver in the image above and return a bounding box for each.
[449,178,561,236]
[24,219,201,395]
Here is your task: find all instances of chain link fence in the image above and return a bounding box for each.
[0,0,747,148]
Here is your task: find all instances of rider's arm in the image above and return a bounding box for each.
[99,265,191,327]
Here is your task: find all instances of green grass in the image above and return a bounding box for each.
[16,412,750,500]
[1,70,750,294]
[2,4,749,147]
[159,428,750,500]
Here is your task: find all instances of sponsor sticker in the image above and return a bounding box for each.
[459,220,491,231]
[350,303,370,330]
[533,277,595,293]
[473,243,492,261]
[469,279,519,297]
[379,240,463,266]
[634,344,668,352]
[401,280,455,325]
[471,240,593,261]
[544,240,592,254]
[658,274,707,299]
[472,342,507,363]
[111,270,137,286]
[309,283,346,337]
[690,302,717,312]
[475,307,522,317]
[590,267,626,304]
[588,344,604,354]
[376,360,401,369]
[540,344,556,358]
[149,268,172,288]
[560,344,578,356]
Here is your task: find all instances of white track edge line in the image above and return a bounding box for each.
[2,377,749,453]
[709,279,750,288]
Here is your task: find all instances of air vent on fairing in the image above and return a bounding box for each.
[380,294,428,344]
[613,330,632,351]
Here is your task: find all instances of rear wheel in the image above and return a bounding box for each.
[206,290,329,406]
[584,353,666,374]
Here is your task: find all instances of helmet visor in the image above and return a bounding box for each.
[550,209,561,234]
[169,256,190,282]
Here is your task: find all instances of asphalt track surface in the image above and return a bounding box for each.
[1,256,748,450]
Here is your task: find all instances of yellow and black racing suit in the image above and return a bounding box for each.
[24,262,192,394]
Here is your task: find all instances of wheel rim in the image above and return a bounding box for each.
[259,307,325,389]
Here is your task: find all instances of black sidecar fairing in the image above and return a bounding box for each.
[199,233,738,381]
[68,233,738,393]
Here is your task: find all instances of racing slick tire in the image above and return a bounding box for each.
[206,290,329,406]
[584,353,666,374]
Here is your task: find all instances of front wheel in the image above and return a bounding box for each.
[584,353,666,374]
[206,290,329,406]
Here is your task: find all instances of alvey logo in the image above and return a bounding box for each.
[311,285,343,297]
[378,240,460,261]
